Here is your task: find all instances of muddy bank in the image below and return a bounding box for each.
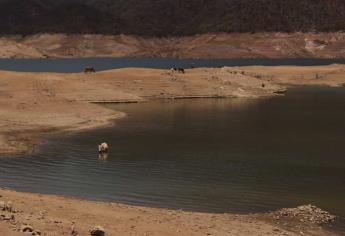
[1,32,345,59]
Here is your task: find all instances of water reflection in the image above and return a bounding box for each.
[98,153,108,161]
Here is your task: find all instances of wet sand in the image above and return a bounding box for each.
[0,65,344,235]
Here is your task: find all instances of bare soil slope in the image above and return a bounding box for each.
[2,33,345,59]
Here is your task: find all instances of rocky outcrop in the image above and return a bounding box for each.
[0,199,42,235]
[272,204,336,225]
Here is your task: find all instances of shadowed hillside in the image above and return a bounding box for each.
[0,0,345,36]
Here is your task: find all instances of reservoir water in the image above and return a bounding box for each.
[1,58,345,73]
[0,87,345,227]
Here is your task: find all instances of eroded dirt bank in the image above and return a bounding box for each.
[1,32,345,59]
[0,65,344,156]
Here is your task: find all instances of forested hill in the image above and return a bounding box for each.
[1,0,345,36]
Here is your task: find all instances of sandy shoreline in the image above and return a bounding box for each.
[0,65,344,235]
[0,188,338,236]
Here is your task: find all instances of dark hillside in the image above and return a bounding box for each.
[0,0,345,36]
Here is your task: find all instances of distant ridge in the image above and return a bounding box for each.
[0,0,345,36]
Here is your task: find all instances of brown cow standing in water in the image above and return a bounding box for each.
[84,66,96,73]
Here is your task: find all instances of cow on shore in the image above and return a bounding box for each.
[84,66,96,73]
[171,67,185,74]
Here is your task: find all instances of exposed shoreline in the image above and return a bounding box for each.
[0,65,344,235]
[0,188,339,236]
[1,32,345,59]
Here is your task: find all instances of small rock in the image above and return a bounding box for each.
[33,230,41,235]
[3,214,14,221]
[71,224,78,236]
[5,201,13,212]
[90,226,105,236]
[0,201,5,210]
[21,225,34,233]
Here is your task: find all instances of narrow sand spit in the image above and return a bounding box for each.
[0,65,344,235]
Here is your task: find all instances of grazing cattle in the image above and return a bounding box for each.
[171,67,185,74]
[84,66,96,73]
[177,67,185,73]
[98,142,109,153]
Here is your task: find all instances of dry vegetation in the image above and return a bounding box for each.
[1,0,345,36]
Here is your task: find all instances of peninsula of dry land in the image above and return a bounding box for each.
[0,64,344,155]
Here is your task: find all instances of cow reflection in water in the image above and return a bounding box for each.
[98,153,108,160]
